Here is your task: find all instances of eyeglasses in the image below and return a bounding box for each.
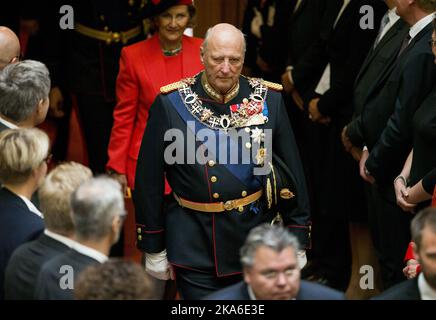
[8,53,23,64]
[429,39,436,48]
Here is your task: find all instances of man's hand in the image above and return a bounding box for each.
[291,89,304,111]
[107,170,129,197]
[359,149,375,184]
[281,70,295,94]
[394,182,416,212]
[49,87,65,118]
[144,251,175,281]
[308,98,331,125]
[256,55,272,74]
[350,146,362,162]
[341,126,353,152]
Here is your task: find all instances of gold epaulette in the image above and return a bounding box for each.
[262,80,283,91]
[160,81,185,94]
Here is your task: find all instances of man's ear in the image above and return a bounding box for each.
[412,242,420,262]
[243,267,251,284]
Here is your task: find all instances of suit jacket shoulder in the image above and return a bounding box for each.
[205,281,251,300]
[297,280,345,300]
[34,249,100,300]
[4,234,70,300]
[373,279,421,300]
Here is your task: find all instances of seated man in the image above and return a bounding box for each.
[4,162,92,300]
[74,259,152,300]
[34,176,126,300]
[375,207,436,300]
[206,224,345,300]
[0,59,50,131]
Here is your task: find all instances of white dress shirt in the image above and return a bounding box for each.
[418,273,436,300]
[0,116,18,129]
[408,13,435,43]
[376,7,401,45]
[72,242,108,263]
[17,194,44,218]
[44,229,77,248]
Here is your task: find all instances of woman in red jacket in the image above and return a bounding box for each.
[106,0,203,194]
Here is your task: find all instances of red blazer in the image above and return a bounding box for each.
[107,34,204,189]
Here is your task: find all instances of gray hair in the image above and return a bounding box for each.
[71,176,125,241]
[39,162,93,235]
[0,60,50,123]
[202,25,247,54]
[411,207,436,252]
[240,224,300,268]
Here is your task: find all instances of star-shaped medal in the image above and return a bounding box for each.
[250,127,265,144]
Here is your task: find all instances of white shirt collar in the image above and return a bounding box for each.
[409,13,435,40]
[0,116,18,129]
[17,194,44,218]
[71,241,108,264]
[418,272,436,300]
[44,229,77,248]
[247,285,257,300]
[387,7,400,25]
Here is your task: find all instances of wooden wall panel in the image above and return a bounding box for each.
[194,0,247,38]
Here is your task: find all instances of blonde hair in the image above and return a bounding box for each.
[0,128,50,184]
[38,162,93,235]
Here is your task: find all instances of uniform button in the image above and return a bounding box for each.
[213,193,220,199]
[137,227,142,233]
[211,176,218,183]
[104,26,109,31]
[99,15,105,21]
[138,235,142,241]
[241,191,247,197]
[244,127,251,133]
[238,206,244,213]
[245,142,252,149]
[208,160,215,167]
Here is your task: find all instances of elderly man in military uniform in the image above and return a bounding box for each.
[135,23,311,299]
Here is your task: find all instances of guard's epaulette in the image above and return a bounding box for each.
[160,81,184,94]
[262,80,283,92]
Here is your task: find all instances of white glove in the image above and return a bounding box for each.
[297,250,307,269]
[144,250,174,281]
[251,8,263,39]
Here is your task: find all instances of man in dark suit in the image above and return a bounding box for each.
[283,0,386,290]
[34,176,126,300]
[206,224,344,300]
[341,0,408,296]
[280,0,328,141]
[4,162,92,300]
[375,207,436,300]
[347,0,436,288]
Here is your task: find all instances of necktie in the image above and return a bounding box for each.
[373,12,390,48]
[397,33,411,58]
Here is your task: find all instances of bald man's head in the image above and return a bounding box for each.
[201,23,246,94]
[0,26,21,70]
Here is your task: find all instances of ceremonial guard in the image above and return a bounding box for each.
[134,23,311,299]
[67,0,149,174]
